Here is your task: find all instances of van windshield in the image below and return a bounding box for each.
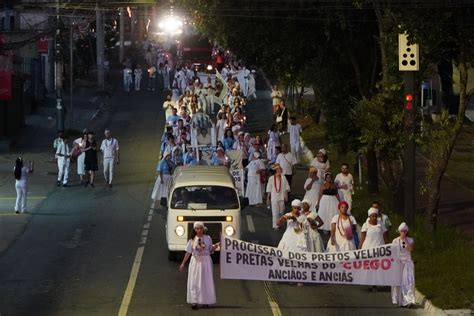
[171,186,239,210]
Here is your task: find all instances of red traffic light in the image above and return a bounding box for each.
[405,94,413,102]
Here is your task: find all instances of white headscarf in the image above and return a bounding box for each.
[398,222,409,232]
[368,207,379,217]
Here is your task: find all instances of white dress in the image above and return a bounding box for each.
[326,215,357,252]
[303,178,320,211]
[266,130,280,159]
[245,159,265,205]
[296,212,325,252]
[317,188,339,231]
[391,237,415,306]
[310,159,330,185]
[334,173,354,211]
[186,235,216,305]
[74,137,86,176]
[277,213,301,252]
[361,221,387,249]
[217,119,227,143]
[287,123,302,162]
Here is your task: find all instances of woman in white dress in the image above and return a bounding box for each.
[179,222,218,310]
[73,131,87,185]
[303,167,320,211]
[276,199,302,251]
[310,149,330,184]
[298,200,325,253]
[266,124,280,161]
[327,201,357,252]
[360,208,388,249]
[391,222,416,308]
[151,151,175,205]
[216,112,227,143]
[317,173,340,233]
[245,152,265,206]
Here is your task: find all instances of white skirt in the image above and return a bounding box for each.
[392,260,415,306]
[318,195,339,231]
[303,182,321,211]
[77,152,85,175]
[245,175,263,205]
[151,174,171,201]
[296,230,325,253]
[187,255,216,305]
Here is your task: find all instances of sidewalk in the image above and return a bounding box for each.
[0,72,120,255]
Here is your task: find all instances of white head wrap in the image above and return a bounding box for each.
[253,151,261,159]
[368,207,379,217]
[319,148,327,155]
[291,199,302,208]
[193,221,205,229]
[398,222,409,232]
[231,124,241,132]
[301,199,311,206]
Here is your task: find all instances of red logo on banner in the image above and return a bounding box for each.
[37,36,49,53]
[0,70,12,100]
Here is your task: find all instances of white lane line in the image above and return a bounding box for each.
[246,215,256,233]
[118,192,156,316]
[118,246,145,316]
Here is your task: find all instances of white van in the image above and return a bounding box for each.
[165,165,244,260]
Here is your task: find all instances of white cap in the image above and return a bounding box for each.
[368,207,379,216]
[398,222,409,232]
[319,148,327,155]
[291,199,302,207]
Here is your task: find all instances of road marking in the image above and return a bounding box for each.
[246,215,256,233]
[117,200,156,316]
[264,281,282,316]
[118,246,145,316]
[0,196,46,200]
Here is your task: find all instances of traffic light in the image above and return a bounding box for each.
[399,33,419,71]
[405,93,413,111]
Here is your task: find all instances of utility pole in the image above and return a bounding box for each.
[130,7,135,47]
[69,24,73,129]
[55,0,64,131]
[96,2,105,89]
[399,33,419,228]
[119,7,124,63]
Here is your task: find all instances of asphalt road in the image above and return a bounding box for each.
[0,85,430,315]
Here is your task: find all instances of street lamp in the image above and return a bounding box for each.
[157,15,183,36]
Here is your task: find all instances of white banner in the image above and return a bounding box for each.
[226,150,245,196]
[220,236,402,286]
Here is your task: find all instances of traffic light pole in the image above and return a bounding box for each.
[55,0,64,131]
[403,71,416,228]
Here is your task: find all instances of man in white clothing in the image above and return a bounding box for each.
[134,65,143,91]
[275,144,297,187]
[287,117,302,163]
[100,129,120,188]
[56,136,71,187]
[266,164,290,229]
[335,163,354,212]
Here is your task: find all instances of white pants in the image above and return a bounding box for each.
[135,77,142,91]
[124,76,132,92]
[15,180,28,212]
[103,158,115,184]
[271,200,285,228]
[57,158,70,184]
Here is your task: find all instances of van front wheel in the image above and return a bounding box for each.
[168,250,177,261]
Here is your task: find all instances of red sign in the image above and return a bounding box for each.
[0,70,12,101]
[37,36,49,54]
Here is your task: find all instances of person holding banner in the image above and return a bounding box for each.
[391,222,416,308]
[276,199,302,251]
[266,164,290,229]
[327,201,357,252]
[299,200,325,253]
[179,222,218,310]
[360,207,388,250]
[245,152,265,206]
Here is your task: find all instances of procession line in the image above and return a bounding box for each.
[117,200,156,316]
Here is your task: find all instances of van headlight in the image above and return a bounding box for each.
[175,225,185,236]
[224,225,235,236]
[206,64,213,71]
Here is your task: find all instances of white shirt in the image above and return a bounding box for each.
[266,175,290,201]
[288,123,302,143]
[15,166,30,182]
[100,138,119,159]
[246,159,264,177]
[335,173,354,195]
[56,142,71,159]
[276,152,297,175]
[361,222,387,249]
